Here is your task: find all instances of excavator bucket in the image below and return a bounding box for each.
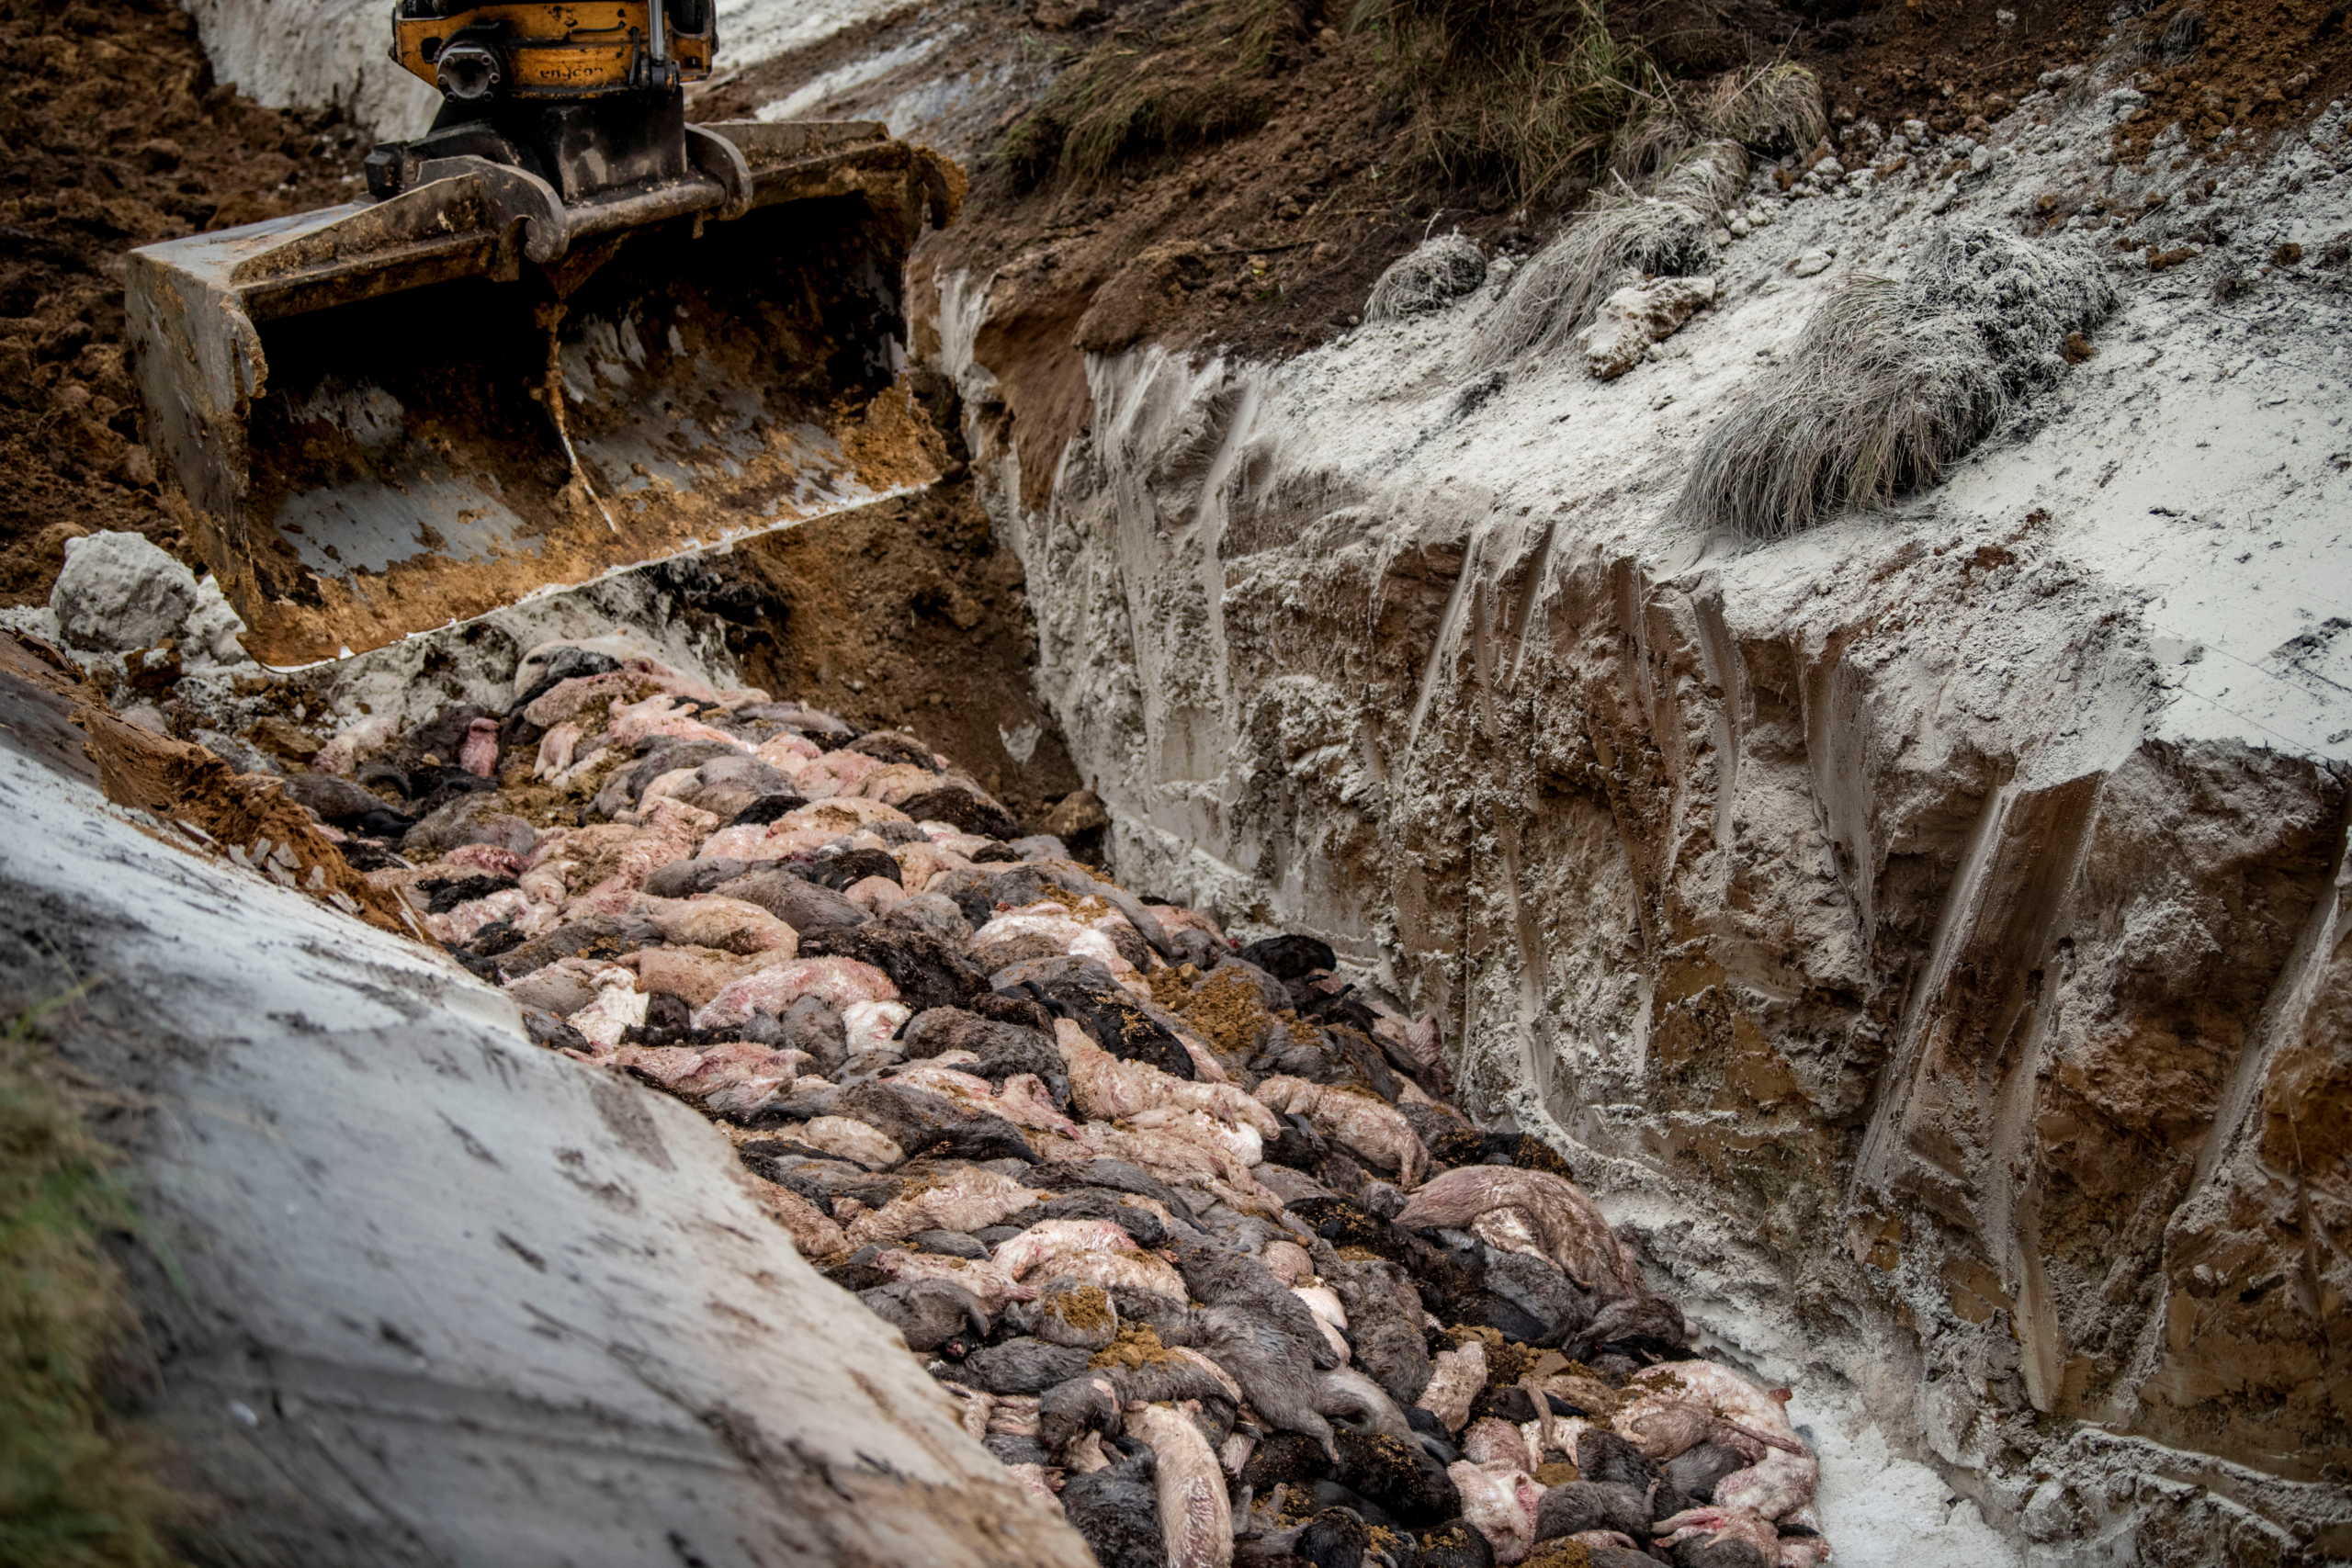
[126,122,957,667]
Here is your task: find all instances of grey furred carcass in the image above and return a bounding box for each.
[337,650,1837,1568]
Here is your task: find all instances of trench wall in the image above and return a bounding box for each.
[948,297,2352,1567]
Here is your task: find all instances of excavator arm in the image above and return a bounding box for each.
[389,2,716,102]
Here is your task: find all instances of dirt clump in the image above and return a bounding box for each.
[1798,0,2108,134]
[2109,0,2352,161]
[1089,1322,1182,1369]
[1053,1283,1114,1330]
[1152,964,1277,1057]
[0,0,360,607]
[1518,1539,1592,1568]
[2,633,413,936]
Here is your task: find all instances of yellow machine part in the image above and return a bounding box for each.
[393,3,712,96]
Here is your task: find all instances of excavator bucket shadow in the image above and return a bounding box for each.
[126,123,957,667]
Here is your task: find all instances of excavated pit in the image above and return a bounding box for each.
[11,1,2352,1564]
[919,45,2352,1568]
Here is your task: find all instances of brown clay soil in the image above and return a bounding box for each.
[1804,0,2352,164]
[1799,0,2110,131]
[0,0,359,607]
[2109,0,2352,161]
[712,465,1085,829]
[715,0,2131,376]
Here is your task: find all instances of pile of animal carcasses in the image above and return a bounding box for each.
[290,642,1834,1568]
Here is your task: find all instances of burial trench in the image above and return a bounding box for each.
[288,629,1853,1568]
[11,3,2350,1561]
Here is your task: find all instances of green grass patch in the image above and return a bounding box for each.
[1349,0,1664,201]
[996,0,1308,187]
[0,992,187,1568]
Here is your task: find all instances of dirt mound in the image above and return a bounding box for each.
[2112,0,2352,160]
[0,0,357,608]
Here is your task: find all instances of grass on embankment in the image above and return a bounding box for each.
[994,0,1663,201]
[998,0,1308,186]
[0,991,186,1568]
[1350,0,1664,201]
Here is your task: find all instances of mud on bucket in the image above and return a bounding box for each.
[125,125,955,668]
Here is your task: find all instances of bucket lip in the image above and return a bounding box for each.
[127,202,373,268]
[124,121,944,343]
[117,121,902,263]
[240,472,938,671]
[123,120,961,667]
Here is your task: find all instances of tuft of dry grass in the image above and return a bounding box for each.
[1469,139,1747,366]
[1681,277,2002,542]
[1611,60,1826,182]
[1350,0,1664,201]
[1365,232,1489,321]
[996,0,1307,188]
[1702,62,1827,153]
[1452,61,1815,370]
[1679,222,2115,541]
[0,991,187,1568]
